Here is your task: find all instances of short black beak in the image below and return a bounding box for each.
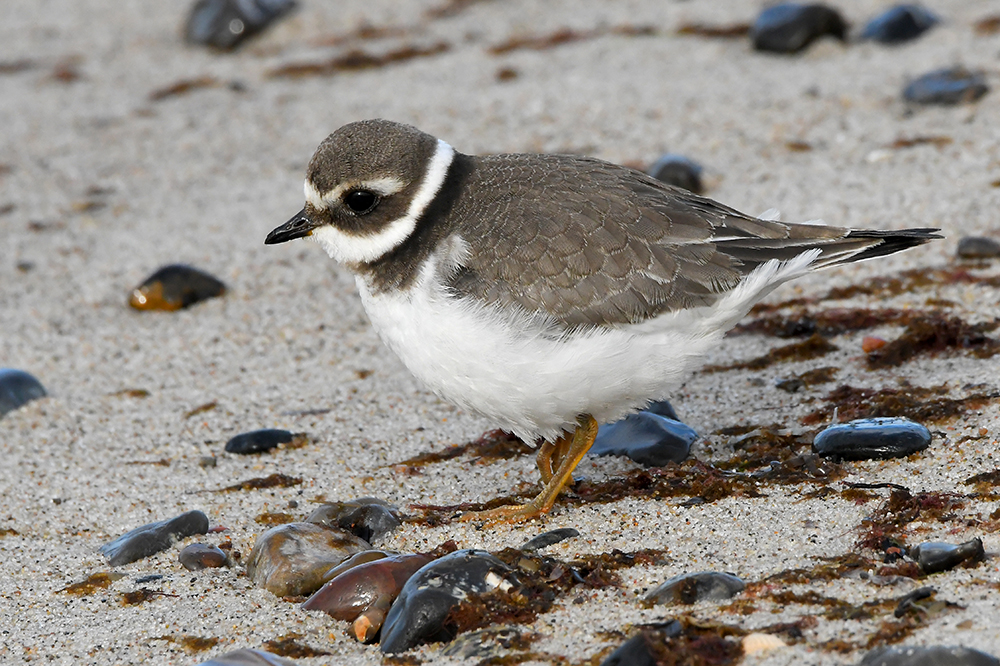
[265,209,319,245]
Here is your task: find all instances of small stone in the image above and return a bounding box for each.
[198,456,217,469]
[644,571,745,606]
[909,538,984,574]
[178,543,227,570]
[441,627,531,659]
[860,5,938,44]
[519,528,580,552]
[859,645,999,666]
[862,336,888,353]
[245,522,369,597]
[305,497,402,543]
[600,622,682,666]
[379,549,518,654]
[775,377,805,393]
[302,552,434,643]
[185,0,297,51]
[957,236,1000,259]
[194,648,300,666]
[647,154,704,194]
[903,67,989,105]
[742,633,787,655]
[101,510,210,566]
[0,368,46,418]
[751,3,848,54]
[129,264,226,311]
[224,429,300,454]
[813,417,931,461]
[591,410,696,467]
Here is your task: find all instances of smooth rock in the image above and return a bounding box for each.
[0,368,47,418]
[185,0,297,50]
[129,264,225,311]
[441,627,531,659]
[519,528,580,552]
[600,622,682,666]
[751,3,848,54]
[591,410,696,467]
[813,417,931,460]
[178,543,227,570]
[903,67,989,105]
[644,571,745,605]
[380,549,517,654]
[305,497,401,543]
[101,510,209,566]
[910,538,984,574]
[194,648,300,666]
[860,5,938,44]
[224,429,298,454]
[648,154,704,194]
[859,645,999,666]
[321,549,393,582]
[957,236,1000,259]
[246,522,369,597]
[302,552,434,643]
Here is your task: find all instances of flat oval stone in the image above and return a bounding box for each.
[909,538,984,574]
[0,368,46,418]
[101,510,210,566]
[644,571,745,605]
[903,67,989,105]
[185,0,297,51]
[129,264,226,311]
[813,417,930,460]
[647,154,704,194]
[225,429,297,454]
[379,549,517,654]
[246,522,369,597]
[860,645,1000,666]
[591,411,696,467]
[751,3,848,54]
[600,622,682,666]
[519,528,580,552]
[305,497,401,543]
[860,5,938,44]
[178,543,227,570]
[194,648,300,666]
[957,236,1000,259]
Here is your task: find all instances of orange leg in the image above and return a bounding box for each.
[460,415,598,525]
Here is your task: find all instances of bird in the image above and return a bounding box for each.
[265,119,940,524]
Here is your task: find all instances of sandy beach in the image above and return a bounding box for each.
[2,0,999,664]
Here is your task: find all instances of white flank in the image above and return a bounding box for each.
[309,139,456,265]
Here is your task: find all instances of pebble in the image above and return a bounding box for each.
[644,571,745,605]
[957,236,1000,259]
[441,627,531,659]
[519,528,580,552]
[859,5,938,44]
[224,429,299,454]
[379,549,518,654]
[909,538,984,574]
[194,648,300,666]
[903,67,990,105]
[100,510,209,566]
[128,264,226,311]
[590,408,697,467]
[185,0,297,51]
[305,497,402,543]
[600,621,682,666]
[812,417,931,460]
[647,154,704,194]
[859,645,1000,666]
[245,523,369,597]
[321,549,393,582]
[0,368,47,418]
[742,633,787,655]
[302,552,435,643]
[750,3,848,54]
[178,543,227,570]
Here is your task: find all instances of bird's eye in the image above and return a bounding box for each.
[344,190,379,214]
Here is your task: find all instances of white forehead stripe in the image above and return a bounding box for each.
[310,139,456,265]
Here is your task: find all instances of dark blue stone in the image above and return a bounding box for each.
[0,368,46,418]
[591,410,696,467]
[185,0,297,51]
[648,154,704,194]
[860,645,999,666]
[644,571,745,605]
[100,510,210,566]
[600,622,682,666]
[380,549,516,654]
[519,528,580,552]
[812,417,930,460]
[909,538,984,574]
[751,3,848,54]
[225,428,294,454]
[860,5,939,44]
[903,67,989,105]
